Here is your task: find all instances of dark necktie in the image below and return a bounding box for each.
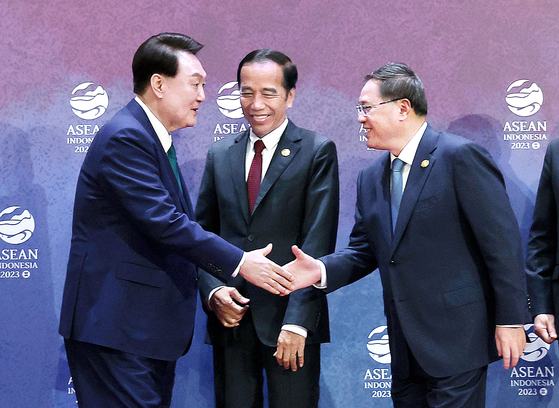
[247,140,265,212]
[391,158,405,232]
[167,143,183,194]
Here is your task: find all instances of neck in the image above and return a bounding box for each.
[137,93,172,132]
[390,117,426,156]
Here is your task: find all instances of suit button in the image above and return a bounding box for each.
[390,260,396,266]
[247,234,255,242]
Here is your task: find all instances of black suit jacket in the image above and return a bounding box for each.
[59,99,244,361]
[526,139,559,320]
[196,120,339,347]
[321,125,530,378]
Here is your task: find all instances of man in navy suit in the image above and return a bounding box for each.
[286,63,530,407]
[58,34,296,408]
[526,140,559,344]
[196,49,339,408]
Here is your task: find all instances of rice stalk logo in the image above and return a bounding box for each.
[505,80,543,117]
[216,81,243,119]
[520,324,551,362]
[70,82,109,120]
[0,206,35,244]
[367,325,391,364]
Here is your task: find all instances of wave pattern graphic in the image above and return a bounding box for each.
[367,326,391,364]
[520,331,551,362]
[217,82,244,119]
[70,83,109,120]
[0,206,35,244]
[506,80,543,117]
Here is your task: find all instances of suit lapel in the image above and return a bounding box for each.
[127,99,190,216]
[252,121,301,213]
[379,155,393,241]
[229,131,251,224]
[391,126,439,251]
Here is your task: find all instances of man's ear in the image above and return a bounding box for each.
[286,87,296,108]
[398,98,413,120]
[150,74,165,99]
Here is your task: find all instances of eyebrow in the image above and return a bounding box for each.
[240,86,279,93]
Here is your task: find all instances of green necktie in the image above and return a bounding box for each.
[167,143,183,194]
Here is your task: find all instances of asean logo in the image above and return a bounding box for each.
[367,325,391,364]
[0,206,35,244]
[70,82,109,120]
[505,80,543,117]
[216,81,243,119]
[520,324,551,362]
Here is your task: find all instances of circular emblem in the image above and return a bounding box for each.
[216,81,244,119]
[281,149,291,157]
[0,206,35,244]
[70,82,109,120]
[367,325,391,364]
[520,324,551,362]
[505,80,543,117]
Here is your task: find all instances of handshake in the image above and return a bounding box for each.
[239,244,322,295]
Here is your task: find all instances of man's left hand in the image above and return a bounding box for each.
[495,326,526,369]
[274,330,306,371]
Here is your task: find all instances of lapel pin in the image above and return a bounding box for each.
[281,148,291,157]
[421,160,430,168]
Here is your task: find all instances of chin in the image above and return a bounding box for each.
[250,125,269,138]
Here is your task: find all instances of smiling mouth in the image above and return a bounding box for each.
[251,114,270,122]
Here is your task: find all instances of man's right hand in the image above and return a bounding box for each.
[210,287,250,328]
[240,244,294,295]
[534,313,558,344]
[283,245,322,291]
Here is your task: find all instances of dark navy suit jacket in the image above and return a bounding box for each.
[321,125,530,378]
[196,120,338,347]
[59,99,244,361]
[526,139,559,320]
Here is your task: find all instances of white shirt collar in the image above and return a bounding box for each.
[135,96,172,153]
[391,121,428,166]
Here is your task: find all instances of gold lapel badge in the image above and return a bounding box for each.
[281,149,291,157]
[421,160,430,168]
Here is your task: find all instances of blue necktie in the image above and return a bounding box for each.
[391,158,405,232]
[167,143,183,194]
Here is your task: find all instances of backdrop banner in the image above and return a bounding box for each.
[1,1,558,406]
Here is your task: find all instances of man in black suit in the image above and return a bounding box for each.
[285,63,530,407]
[196,49,339,408]
[526,139,559,344]
[58,34,295,408]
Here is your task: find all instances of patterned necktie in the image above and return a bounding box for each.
[247,140,265,212]
[167,143,183,194]
[391,158,405,232]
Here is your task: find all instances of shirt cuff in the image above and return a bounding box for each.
[496,324,524,328]
[231,252,246,277]
[281,324,308,338]
[313,260,327,289]
[206,286,226,311]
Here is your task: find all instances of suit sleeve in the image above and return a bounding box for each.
[526,142,558,317]
[453,142,530,325]
[98,128,243,280]
[282,138,340,331]
[321,170,379,293]
[195,145,229,300]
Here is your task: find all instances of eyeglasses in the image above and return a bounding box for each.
[356,98,403,116]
